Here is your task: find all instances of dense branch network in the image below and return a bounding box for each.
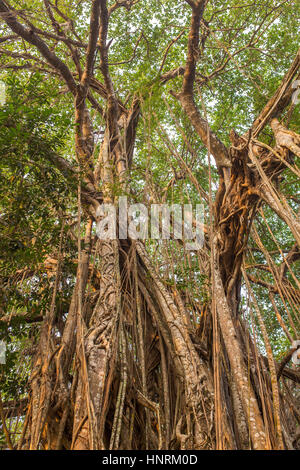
[0,0,299,451]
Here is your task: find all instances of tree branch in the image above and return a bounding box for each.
[81,0,101,91]
[173,0,231,170]
[0,0,77,95]
[251,48,300,137]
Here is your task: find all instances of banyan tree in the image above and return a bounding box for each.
[0,0,299,450]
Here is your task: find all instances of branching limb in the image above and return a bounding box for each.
[250,48,300,136]
[172,0,231,170]
[0,0,77,95]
